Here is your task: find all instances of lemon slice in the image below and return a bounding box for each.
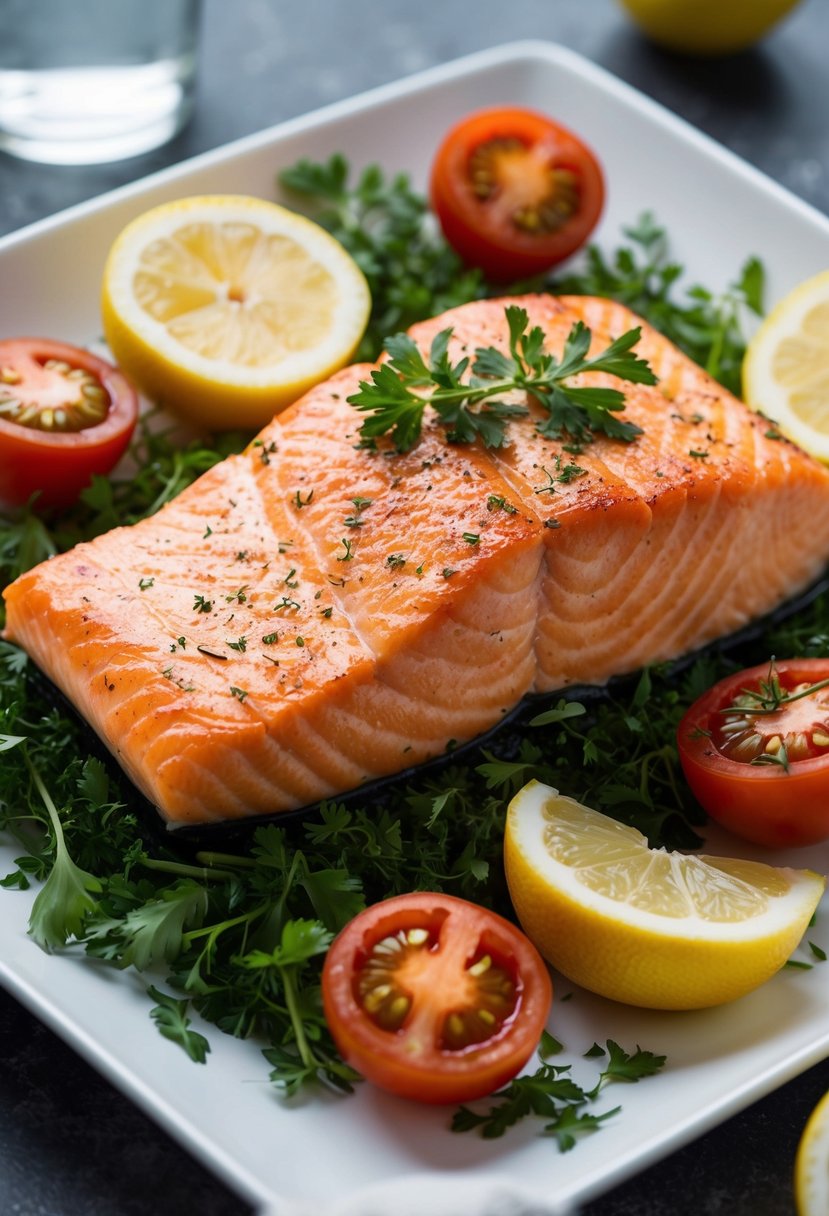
[743,269,829,461]
[796,1088,829,1215]
[504,781,824,1009]
[101,195,371,431]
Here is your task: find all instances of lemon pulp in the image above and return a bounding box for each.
[743,270,829,461]
[504,781,824,1009]
[101,195,371,431]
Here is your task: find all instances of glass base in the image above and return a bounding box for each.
[0,59,196,165]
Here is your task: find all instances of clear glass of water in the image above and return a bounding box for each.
[0,0,203,164]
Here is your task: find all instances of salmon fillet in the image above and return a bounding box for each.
[5,295,829,826]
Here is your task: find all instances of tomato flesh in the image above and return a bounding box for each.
[322,892,552,1104]
[677,659,829,848]
[430,107,605,281]
[0,338,138,511]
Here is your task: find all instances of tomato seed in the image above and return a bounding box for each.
[446,1013,464,1040]
[512,170,580,235]
[468,953,492,977]
[389,995,410,1022]
[374,934,404,955]
[362,986,390,1014]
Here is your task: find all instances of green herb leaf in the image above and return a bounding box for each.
[453,1037,666,1145]
[552,213,764,397]
[279,155,485,362]
[545,1103,620,1152]
[529,699,587,728]
[147,985,211,1063]
[23,748,103,952]
[539,1029,564,1058]
[349,307,653,452]
[86,881,209,970]
[589,1040,667,1097]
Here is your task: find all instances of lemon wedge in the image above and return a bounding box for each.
[503,781,824,1010]
[101,194,371,431]
[743,269,829,462]
[616,0,802,55]
[796,1088,829,1215]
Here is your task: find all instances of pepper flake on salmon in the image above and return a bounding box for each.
[6,295,829,827]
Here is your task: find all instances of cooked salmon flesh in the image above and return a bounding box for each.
[6,295,829,826]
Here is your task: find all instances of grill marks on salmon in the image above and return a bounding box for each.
[6,295,829,825]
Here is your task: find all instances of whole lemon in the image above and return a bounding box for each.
[617,0,802,55]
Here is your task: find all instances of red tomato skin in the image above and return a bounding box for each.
[322,892,552,1105]
[429,107,605,282]
[0,339,139,512]
[677,659,829,849]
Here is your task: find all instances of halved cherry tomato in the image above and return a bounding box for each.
[321,891,552,1105]
[430,107,605,282]
[0,338,139,512]
[677,659,829,849]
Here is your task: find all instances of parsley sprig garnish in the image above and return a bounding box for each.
[723,656,829,716]
[347,305,656,452]
[452,1035,666,1148]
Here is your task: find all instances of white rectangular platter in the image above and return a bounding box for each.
[2,40,829,1216]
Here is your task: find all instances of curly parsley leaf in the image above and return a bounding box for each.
[546,1104,621,1152]
[585,1040,668,1099]
[452,1062,587,1139]
[452,1037,665,1146]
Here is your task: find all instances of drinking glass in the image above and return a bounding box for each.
[0,0,202,164]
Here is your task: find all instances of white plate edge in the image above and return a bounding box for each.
[2,38,829,258]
